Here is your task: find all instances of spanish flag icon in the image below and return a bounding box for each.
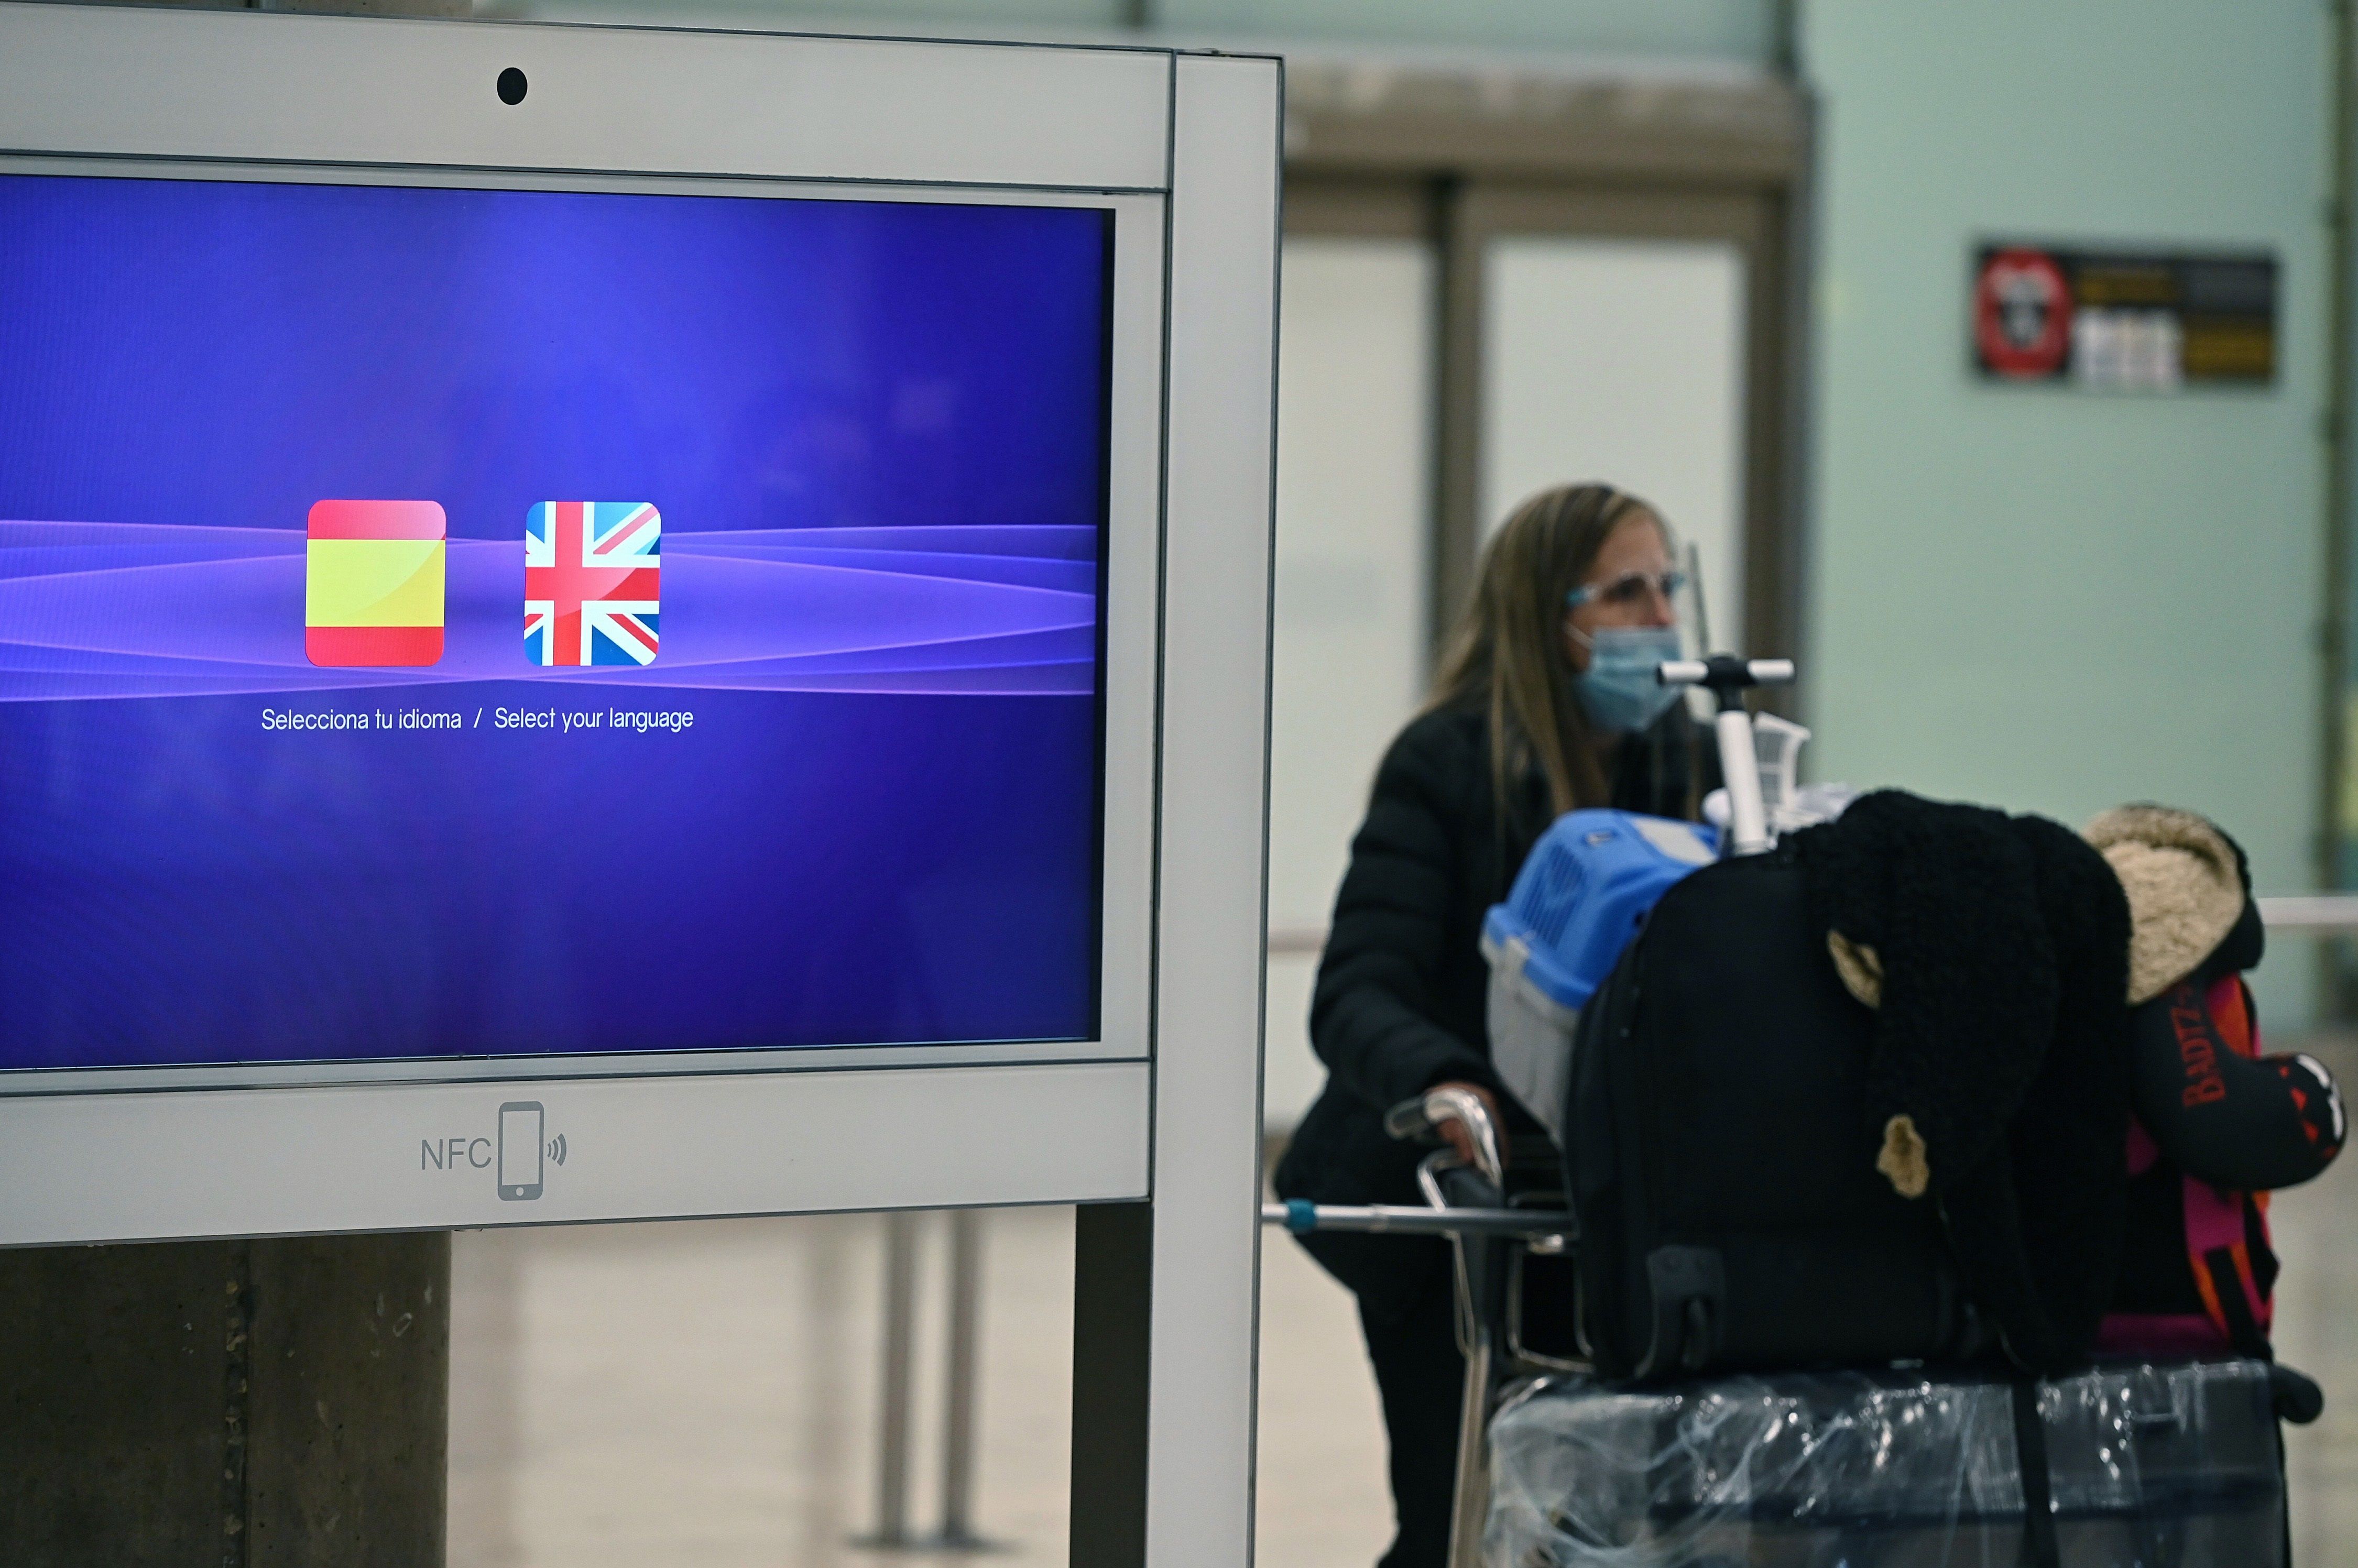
[305,500,446,667]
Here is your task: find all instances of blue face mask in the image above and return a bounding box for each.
[1574,625,1685,734]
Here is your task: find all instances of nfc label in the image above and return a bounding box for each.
[416,1102,564,1201]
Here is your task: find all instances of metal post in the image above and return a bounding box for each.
[1069,1202,1152,1567]
[937,1208,985,1548]
[861,1209,998,1555]
[1445,1334,1494,1568]
[863,1208,920,1549]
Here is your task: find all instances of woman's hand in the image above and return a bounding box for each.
[1431,1081,1509,1170]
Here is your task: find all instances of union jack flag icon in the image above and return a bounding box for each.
[525,502,660,666]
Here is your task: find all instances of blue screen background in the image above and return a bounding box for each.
[0,173,1111,1069]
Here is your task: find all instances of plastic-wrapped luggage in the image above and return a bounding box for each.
[1486,1359,2284,1567]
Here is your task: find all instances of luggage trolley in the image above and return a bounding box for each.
[1261,653,2309,1567]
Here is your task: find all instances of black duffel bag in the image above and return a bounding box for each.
[1563,839,1988,1381]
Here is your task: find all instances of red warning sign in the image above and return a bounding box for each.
[1973,248,2072,378]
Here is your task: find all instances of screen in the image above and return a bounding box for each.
[499,1105,543,1190]
[0,173,1114,1071]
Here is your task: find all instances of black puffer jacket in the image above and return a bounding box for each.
[1273,699,1703,1311]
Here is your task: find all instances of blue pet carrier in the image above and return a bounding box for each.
[1480,808,1716,1141]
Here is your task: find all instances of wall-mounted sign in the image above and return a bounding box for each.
[1972,244,2276,390]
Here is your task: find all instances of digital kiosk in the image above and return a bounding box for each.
[0,6,1280,1563]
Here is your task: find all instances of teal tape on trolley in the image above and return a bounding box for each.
[1285,1198,1317,1234]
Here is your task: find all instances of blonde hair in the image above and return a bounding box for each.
[1428,483,1667,820]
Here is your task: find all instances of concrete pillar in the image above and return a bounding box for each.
[0,1232,450,1567]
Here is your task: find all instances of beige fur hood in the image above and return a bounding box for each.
[2082,803,2248,1005]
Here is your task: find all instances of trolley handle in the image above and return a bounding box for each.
[1657,655,1795,705]
[1261,1199,1574,1242]
[1382,1084,1506,1187]
[1657,654,1797,859]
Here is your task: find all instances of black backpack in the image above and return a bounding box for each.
[1563,841,1989,1380]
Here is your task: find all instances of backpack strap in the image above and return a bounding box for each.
[2199,1244,2271,1358]
[2184,977,2276,1356]
[2010,1378,2062,1568]
[2211,974,2258,1061]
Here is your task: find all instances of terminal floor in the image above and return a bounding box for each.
[448,1037,2358,1566]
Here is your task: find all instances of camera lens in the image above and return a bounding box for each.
[497,67,528,105]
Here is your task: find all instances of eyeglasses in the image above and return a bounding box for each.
[1567,568,1687,610]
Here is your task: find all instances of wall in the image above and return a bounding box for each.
[1799,0,2334,1024]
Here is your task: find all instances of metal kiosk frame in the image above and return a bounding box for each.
[0,8,1281,1564]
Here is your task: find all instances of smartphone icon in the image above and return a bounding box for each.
[498,1101,544,1201]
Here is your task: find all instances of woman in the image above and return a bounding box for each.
[1272,483,1707,1568]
